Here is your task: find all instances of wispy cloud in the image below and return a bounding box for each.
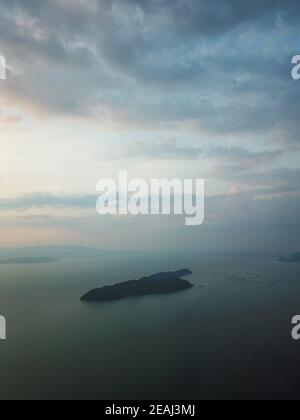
[0,193,96,210]
[112,138,203,160]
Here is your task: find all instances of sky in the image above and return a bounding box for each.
[0,0,300,253]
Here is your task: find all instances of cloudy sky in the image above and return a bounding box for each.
[0,0,300,253]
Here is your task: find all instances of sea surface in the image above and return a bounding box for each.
[0,254,300,400]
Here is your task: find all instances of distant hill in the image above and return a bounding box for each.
[0,257,58,265]
[81,269,193,302]
[278,253,300,263]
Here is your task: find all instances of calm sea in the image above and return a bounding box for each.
[0,254,300,400]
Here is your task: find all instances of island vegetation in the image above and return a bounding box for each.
[81,269,193,302]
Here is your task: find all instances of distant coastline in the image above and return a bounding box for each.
[0,246,117,265]
[0,257,59,265]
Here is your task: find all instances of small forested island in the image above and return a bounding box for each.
[81,269,193,302]
[278,253,300,263]
[0,257,59,265]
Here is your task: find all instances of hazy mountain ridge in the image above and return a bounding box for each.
[278,252,300,263]
[0,257,59,265]
[0,246,117,261]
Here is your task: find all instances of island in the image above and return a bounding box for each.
[0,257,59,265]
[278,253,300,263]
[80,269,193,302]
